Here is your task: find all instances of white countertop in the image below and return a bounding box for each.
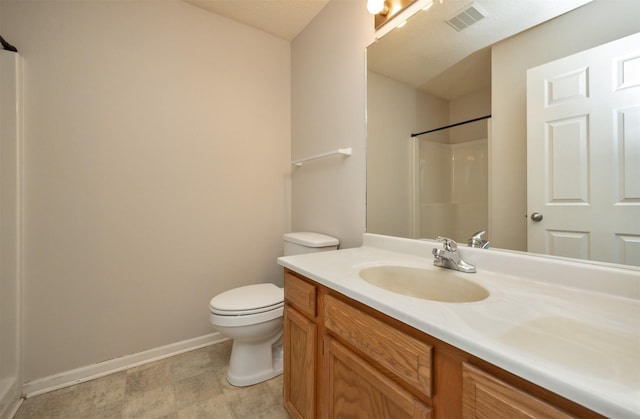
[277,234,640,418]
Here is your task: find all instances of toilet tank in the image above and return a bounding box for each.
[283,232,339,256]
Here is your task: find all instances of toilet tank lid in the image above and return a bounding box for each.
[283,232,339,247]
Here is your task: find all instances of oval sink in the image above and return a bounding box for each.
[359,265,489,303]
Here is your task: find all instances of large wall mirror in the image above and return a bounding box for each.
[366,0,640,267]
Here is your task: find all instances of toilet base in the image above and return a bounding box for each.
[227,332,284,387]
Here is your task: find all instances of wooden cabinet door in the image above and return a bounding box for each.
[323,336,432,419]
[324,294,432,398]
[284,305,317,419]
[462,363,573,419]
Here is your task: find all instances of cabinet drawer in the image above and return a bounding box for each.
[284,271,317,318]
[462,363,573,419]
[324,294,433,398]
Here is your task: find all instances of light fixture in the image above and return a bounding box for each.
[371,0,436,30]
[367,0,389,16]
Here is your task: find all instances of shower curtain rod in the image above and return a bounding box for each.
[411,114,491,138]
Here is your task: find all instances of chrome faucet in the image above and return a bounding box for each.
[432,237,476,273]
[468,230,490,249]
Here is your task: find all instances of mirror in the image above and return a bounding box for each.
[366,0,640,267]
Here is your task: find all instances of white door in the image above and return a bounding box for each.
[527,32,640,266]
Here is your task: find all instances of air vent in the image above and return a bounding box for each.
[445,2,487,31]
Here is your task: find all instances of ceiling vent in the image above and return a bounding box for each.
[445,2,487,31]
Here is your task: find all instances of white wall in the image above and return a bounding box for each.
[291,0,374,249]
[449,87,491,144]
[491,0,640,251]
[416,90,450,144]
[0,49,23,419]
[366,71,416,238]
[1,0,290,382]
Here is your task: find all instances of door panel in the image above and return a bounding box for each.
[546,115,589,203]
[527,32,640,265]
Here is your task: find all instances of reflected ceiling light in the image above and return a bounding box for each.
[389,3,404,15]
[422,1,434,11]
[370,0,429,30]
[367,0,389,15]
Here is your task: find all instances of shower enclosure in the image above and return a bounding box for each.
[411,118,489,244]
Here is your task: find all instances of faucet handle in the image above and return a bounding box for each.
[470,230,486,240]
[436,236,457,252]
[468,230,489,248]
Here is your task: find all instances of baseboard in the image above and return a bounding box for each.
[0,398,23,419]
[22,332,228,398]
[0,376,23,419]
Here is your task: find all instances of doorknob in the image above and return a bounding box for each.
[531,212,543,222]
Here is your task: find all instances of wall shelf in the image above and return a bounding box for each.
[291,147,352,167]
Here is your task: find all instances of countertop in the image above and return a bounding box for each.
[277,234,640,418]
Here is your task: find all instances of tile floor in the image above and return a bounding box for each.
[14,340,289,419]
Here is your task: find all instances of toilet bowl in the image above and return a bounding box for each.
[208,232,339,387]
[209,283,284,387]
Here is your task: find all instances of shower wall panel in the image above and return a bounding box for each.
[419,138,488,243]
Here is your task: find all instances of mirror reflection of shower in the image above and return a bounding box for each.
[413,117,489,244]
[365,69,491,242]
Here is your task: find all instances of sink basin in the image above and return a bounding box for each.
[359,265,489,303]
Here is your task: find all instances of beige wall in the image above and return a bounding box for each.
[2,0,290,381]
[449,87,491,144]
[366,71,416,238]
[0,49,23,417]
[416,90,449,144]
[491,0,640,251]
[290,0,374,249]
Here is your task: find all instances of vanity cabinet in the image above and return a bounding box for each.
[283,269,602,419]
[323,335,431,418]
[462,363,573,418]
[323,294,432,399]
[283,271,317,419]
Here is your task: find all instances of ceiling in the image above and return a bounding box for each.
[182,0,330,41]
[367,0,593,100]
[180,0,593,100]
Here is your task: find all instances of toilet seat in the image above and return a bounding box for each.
[209,306,283,327]
[209,283,284,316]
[210,302,284,316]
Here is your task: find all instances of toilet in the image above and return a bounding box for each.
[208,232,339,386]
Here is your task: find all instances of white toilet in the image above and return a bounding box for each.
[208,232,339,387]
